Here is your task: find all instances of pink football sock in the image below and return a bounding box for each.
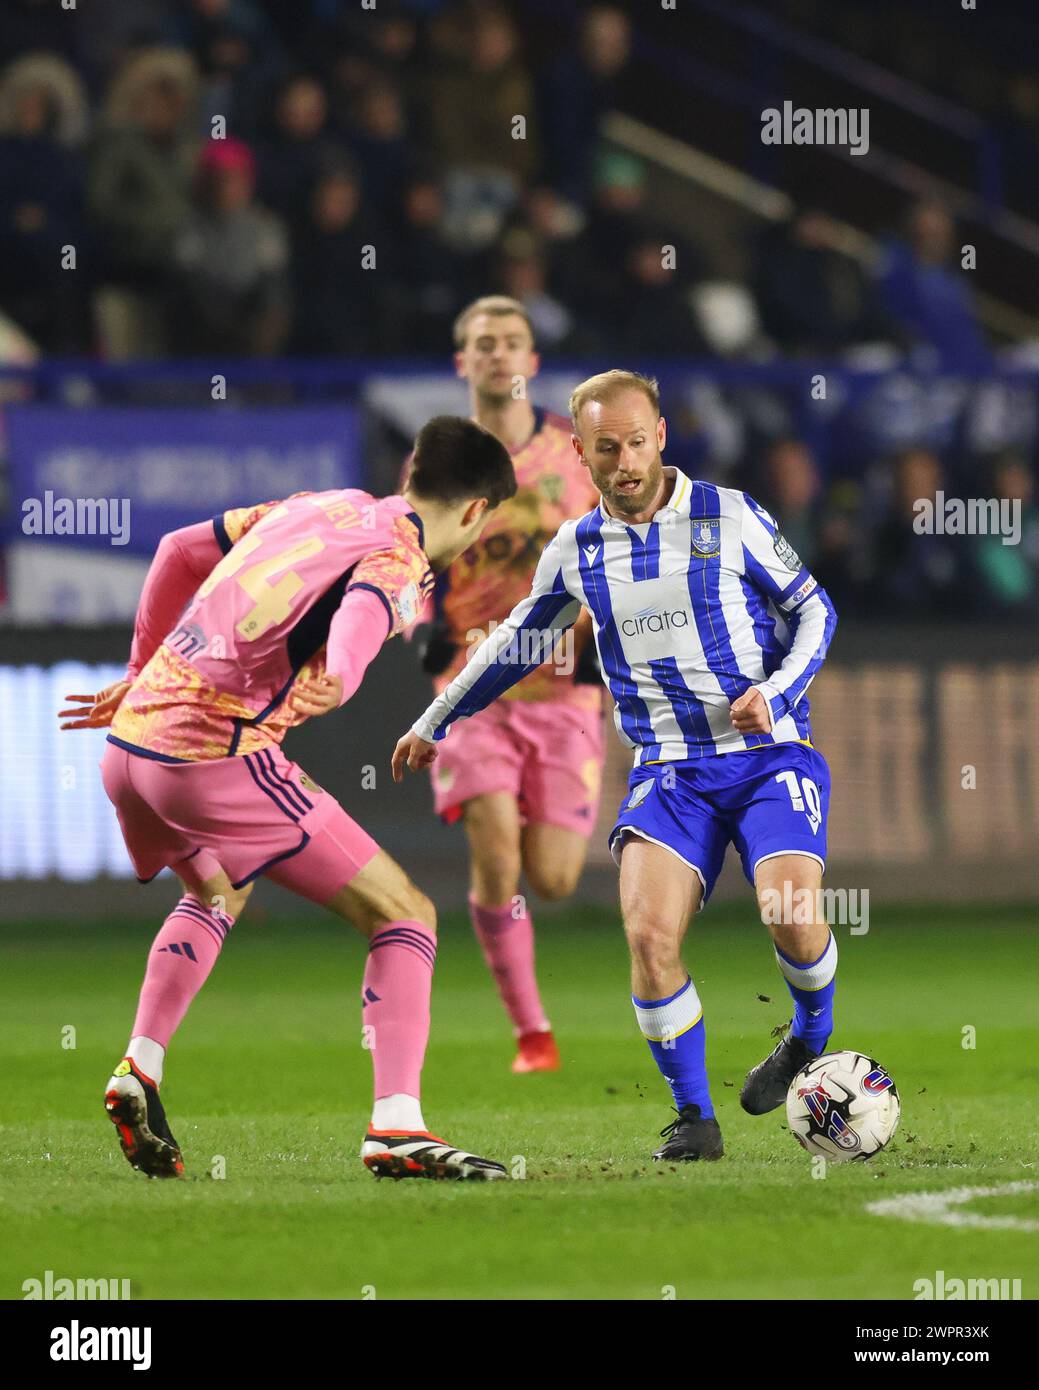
[362,920,436,1101]
[468,894,549,1037]
[130,896,235,1050]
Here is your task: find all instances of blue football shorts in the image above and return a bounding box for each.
[608,743,830,904]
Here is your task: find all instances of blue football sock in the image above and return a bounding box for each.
[632,977,714,1117]
[774,930,838,1052]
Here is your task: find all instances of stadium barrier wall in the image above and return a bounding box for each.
[1,622,1036,919]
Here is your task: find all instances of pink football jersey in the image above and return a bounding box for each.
[111,491,431,761]
[429,409,601,706]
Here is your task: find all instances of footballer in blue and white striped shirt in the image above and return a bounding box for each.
[394,370,839,1162]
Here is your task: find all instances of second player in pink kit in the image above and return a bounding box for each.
[60,416,517,1182]
[410,296,606,1072]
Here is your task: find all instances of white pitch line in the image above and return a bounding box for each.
[866,1181,1039,1232]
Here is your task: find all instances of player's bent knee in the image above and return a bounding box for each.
[527,866,579,902]
[390,884,436,934]
[624,914,682,974]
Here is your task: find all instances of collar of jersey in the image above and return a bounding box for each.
[597,467,693,527]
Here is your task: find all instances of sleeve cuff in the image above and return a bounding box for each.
[411,713,442,743]
[751,683,779,732]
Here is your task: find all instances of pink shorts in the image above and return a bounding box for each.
[430,698,605,836]
[101,740,379,903]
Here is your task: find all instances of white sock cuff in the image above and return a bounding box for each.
[775,931,838,991]
[632,978,703,1042]
[371,1093,425,1133]
[126,1036,166,1085]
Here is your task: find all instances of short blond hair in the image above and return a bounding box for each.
[453,295,535,349]
[569,369,660,431]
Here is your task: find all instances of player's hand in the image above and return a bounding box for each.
[290,673,343,718]
[391,730,438,782]
[729,687,771,735]
[58,680,132,730]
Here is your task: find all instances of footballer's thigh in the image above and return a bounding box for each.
[754,853,828,963]
[618,835,703,1001]
[256,779,435,937]
[321,850,436,939]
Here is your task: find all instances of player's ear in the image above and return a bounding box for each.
[657,414,667,450]
[527,351,541,382]
[453,351,468,381]
[462,496,489,527]
[571,433,586,463]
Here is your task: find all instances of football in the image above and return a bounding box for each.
[786,1051,900,1162]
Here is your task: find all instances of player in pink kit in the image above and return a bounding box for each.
[409,297,605,1073]
[59,416,515,1182]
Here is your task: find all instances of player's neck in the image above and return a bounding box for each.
[471,397,537,453]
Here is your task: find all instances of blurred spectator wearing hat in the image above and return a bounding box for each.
[168,136,290,357]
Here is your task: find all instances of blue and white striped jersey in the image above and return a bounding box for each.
[412,468,837,764]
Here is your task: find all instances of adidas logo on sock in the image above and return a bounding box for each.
[158,942,198,962]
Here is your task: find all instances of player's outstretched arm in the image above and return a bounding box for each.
[126,520,227,681]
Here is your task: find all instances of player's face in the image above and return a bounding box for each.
[455,313,539,407]
[573,393,668,518]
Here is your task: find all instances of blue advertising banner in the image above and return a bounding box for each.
[4,405,364,555]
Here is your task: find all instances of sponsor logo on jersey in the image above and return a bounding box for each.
[392,581,421,629]
[690,518,721,557]
[299,774,323,794]
[621,607,690,636]
[773,532,802,572]
[786,576,817,607]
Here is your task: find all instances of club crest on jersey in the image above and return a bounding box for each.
[539,473,564,504]
[627,779,653,810]
[690,518,721,557]
[773,532,802,572]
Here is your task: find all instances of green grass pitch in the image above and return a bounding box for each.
[1,902,1036,1301]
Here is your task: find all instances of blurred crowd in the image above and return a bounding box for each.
[736,439,1039,619]
[0,0,1002,370]
[0,0,1036,620]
